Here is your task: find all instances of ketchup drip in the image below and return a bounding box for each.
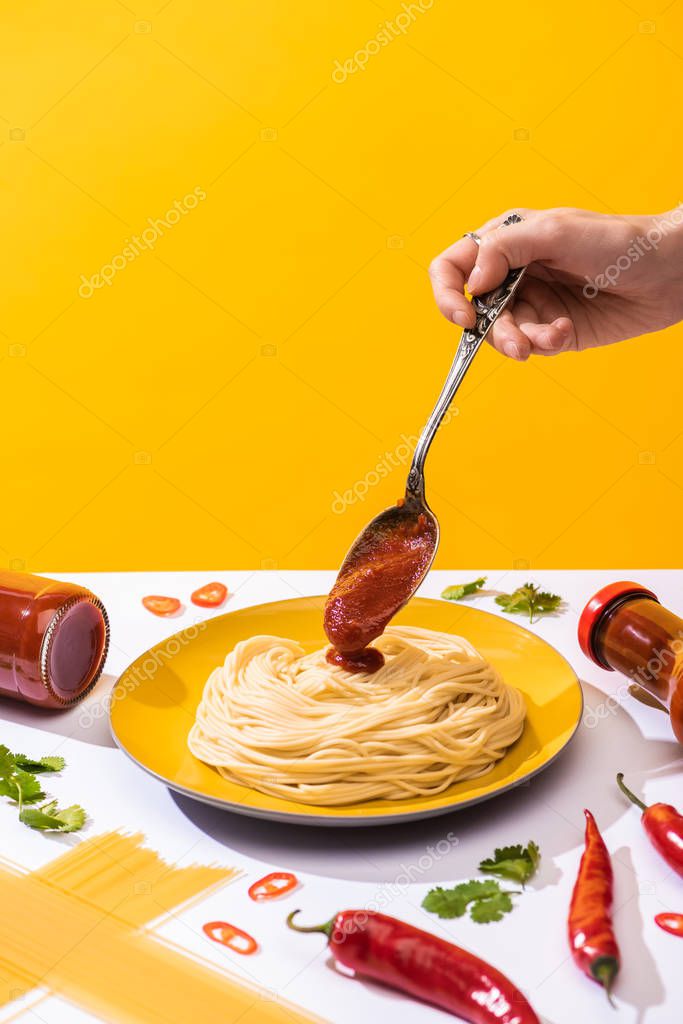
[324,505,437,673]
[326,647,385,673]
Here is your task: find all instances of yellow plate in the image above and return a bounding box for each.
[110,596,582,826]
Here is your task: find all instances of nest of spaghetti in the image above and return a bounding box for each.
[188,625,526,806]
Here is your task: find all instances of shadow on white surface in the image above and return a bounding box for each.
[611,845,665,1023]
[0,673,118,749]
[171,682,681,884]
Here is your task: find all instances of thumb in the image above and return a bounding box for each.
[468,214,563,294]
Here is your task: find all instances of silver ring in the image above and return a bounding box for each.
[465,213,522,246]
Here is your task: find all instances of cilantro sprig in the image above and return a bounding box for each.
[0,745,86,832]
[20,801,86,833]
[422,839,541,926]
[495,582,562,624]
[14,754,66,774]
[422,879,517,924]
[441,577,487,602]
[479,841,540,887]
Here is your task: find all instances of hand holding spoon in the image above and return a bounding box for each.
[324,215,527,671]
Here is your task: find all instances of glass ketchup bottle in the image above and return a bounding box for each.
[0,570,109,708]
[578,581,683,744]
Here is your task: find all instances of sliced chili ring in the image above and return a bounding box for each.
[248,871,298,901]
[202,920,258,955]
[191,582,228,608]
[142,595,181,617]
[655,912,683,937]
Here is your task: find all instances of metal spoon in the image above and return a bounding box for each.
[403,237,528,549]
[324,216,527,660]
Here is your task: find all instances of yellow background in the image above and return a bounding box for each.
[1,0,682,572]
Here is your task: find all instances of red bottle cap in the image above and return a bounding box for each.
[578,581,659,668]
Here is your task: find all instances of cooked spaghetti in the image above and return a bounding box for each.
[188,626,526,806]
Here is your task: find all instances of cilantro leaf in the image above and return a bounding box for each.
[3,768,45,805]
[495,583,562,624]
[469,890,515,923]
[14,754,66,774]
[479,841,540,886]
[422,879,499,918]
[0,744,16,779]
[19,802,87,833]
[50,804,87,831]
[0,747,45,805]
[441,577,487,602]
[0,745,85,832]
[422,879,516,923]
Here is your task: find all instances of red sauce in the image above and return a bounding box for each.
[48,600,107,697]
[595,597,683,744]
[0,570,109,707]
[326,646,385,673]
[324,504,437,674]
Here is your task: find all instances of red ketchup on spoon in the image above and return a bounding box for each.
[323,218,528,673]
[323,496,438,673]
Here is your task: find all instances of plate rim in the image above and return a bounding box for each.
[109,595,584,827]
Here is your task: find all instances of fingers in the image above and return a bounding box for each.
[519,277,567,324]
[430,211,533,325]
[513,279,577,354]
[467,212,565,295]
[489,314,576,360]
[429,236,479,327]
[489,310,532,361]
[430,209,579,359]
[511,299,539,324]
[488,280,576,360]
[518,317,576,355]
[476,207,531,235]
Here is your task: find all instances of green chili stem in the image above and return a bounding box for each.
[616,773,648,813]
[593,958,618,1009]
[286,909,334,938]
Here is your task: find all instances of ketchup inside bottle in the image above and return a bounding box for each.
[0,570,109,708]
[48,601,107,697]
[579,583,683,744]
[595,597,683,742]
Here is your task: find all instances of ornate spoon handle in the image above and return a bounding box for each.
[407,244,526,503]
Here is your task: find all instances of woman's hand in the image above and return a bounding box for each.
[429,206,683,360]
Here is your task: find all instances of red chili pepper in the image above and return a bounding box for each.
[142,595,181,617]
[617,773,683,878]
[567,809,620,1003]
[202,920,258,955]
[191,582,228,608]
[248,871,298,901]
[654,912,683,937]
[287,909,539,1024]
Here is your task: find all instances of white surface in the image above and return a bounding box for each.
[0,569,681,1024]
